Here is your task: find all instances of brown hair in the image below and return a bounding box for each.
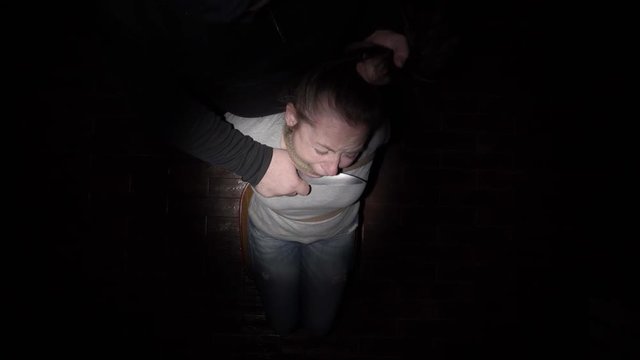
[285,45,394,132]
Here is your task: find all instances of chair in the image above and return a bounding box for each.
[239,182,254,271]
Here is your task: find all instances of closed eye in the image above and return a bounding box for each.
[315,148,329,155]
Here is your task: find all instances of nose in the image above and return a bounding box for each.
[319,155,340,176]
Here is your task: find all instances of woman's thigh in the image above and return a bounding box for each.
[248,224,302,334]
[300,231,356,334]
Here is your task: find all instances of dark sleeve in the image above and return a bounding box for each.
[164,91,273,186]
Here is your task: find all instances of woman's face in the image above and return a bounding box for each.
[284,103,368,177]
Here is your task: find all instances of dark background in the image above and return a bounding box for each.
[12,1,635,359]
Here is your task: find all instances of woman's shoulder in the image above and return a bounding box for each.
[367,121,391,152]
[225,112,284,133]
[225,111,284,126]
[224,112,285,146]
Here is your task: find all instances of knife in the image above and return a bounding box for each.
[298,171,367,186]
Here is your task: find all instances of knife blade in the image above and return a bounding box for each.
[298,171,367,186]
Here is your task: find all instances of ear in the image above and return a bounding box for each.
[285,103,299,127]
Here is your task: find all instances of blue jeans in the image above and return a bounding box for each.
[248,222,355,336]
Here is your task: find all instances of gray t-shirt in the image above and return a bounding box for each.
[226,112,389,244]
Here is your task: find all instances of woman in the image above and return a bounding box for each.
[226,49,392,337]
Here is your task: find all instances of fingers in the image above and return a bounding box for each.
[282,179,310,197]
[393,48,409,68]
[356,58,391,85]
[255,149,312,197]
[365,30,410,68]
[295,180,311,196]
